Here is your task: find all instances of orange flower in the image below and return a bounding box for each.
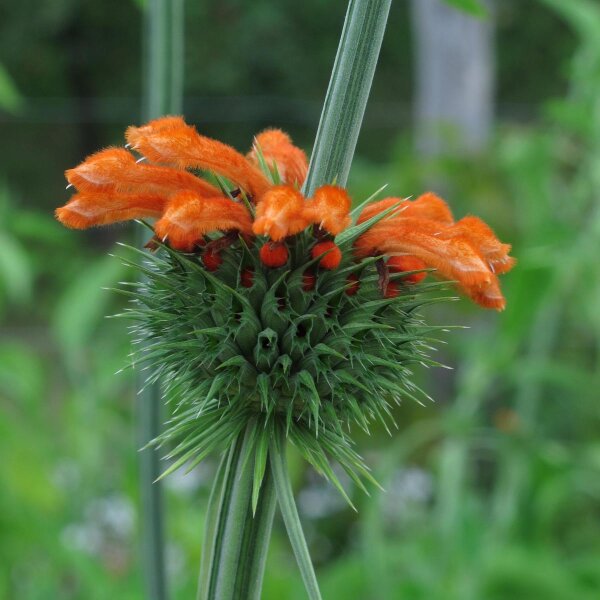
[252,185,309,241]
[56,117,310,250]
[355,193,514,310]
[387,256,427,284]
[247,129,308,187]
[56,190,166,229]
[302,185,352,235]
[154,191,253,252]
[126,117,271,199]
[357,192,453,225]
[66,147,220,198]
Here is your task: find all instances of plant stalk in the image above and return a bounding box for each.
[303,0,392,196]
[137,1,185,599]
[198,424,277,600]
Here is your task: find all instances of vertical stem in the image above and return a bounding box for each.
[303,0,392,196]
[198,424,277,600]
[137,1,185,599]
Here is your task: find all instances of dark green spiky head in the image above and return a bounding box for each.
[123,224,449,499]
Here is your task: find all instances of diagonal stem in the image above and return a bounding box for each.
[303,0,392,196]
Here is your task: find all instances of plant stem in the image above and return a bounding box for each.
[303,0,392,196]
[198,424,277,600]
[270,425,322,600]
[137,1,185,599]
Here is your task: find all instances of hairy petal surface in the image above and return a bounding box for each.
[126,117,270,199]
[355,217,508,309]
[253,185,309,241]
[357,192,454,225]
[154,191,253,251]
[55,191,166,229]
[303,185,352,235]
[248,129,308,187]
[66,147,221,198]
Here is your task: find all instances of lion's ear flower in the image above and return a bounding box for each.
[252,185,309,241]
[357,192,453,225]
[302,185,352,235]
[55,190,166,229]
[154,191,253,252]
[65,147,221,198]
[248,129,308,187]
[354,198,514,310]
[126,116,271,199]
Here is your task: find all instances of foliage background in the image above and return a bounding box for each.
[1,1,599,598]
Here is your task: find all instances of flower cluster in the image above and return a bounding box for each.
[55,117,514,489]
[56,116,513,309]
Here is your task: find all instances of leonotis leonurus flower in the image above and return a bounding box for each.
[56,116,514,496]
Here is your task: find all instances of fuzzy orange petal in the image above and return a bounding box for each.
[355,218,506,310]
[252,185,309,241]
[55,191,166,229]
[440,216,515,275]
[302,185,352,235]
[66,147,221,199]
[154,191,253,251]
[357,192,453,225]
[247,129,308,187]
[126,118,270,199]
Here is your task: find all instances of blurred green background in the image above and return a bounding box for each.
[1,0,599,598]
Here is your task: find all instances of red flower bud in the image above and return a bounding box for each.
[383,281,400,299]
[311,240,342,270]
[259,241,289,268]
[240,268,254,288]
[345,273,360,296]
[202,249,223,272]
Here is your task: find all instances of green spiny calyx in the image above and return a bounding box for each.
[121,225,449,504]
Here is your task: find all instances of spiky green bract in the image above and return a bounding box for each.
[117,228,451,501]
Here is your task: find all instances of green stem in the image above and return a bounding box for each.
[137,1,185,599]
[270,425,322,600]
[198,424,276,600]
[303,0,392,196]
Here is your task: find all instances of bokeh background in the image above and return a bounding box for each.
[1,0,600,598]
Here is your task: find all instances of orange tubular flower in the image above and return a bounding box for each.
[357,192,454,225]
[126,118,271,200]
[247,129,309,187]
[66,147,221,198]
[56,190,166,229]
[252,185,309,241]
[154,191,253,252]
[355,193,515,310]
[302,185,352,235]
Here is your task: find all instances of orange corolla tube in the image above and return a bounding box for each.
[55,190,166,229]
[357,192,454,226]
[247,129,308,188]
[252,185,309,241]
[355,217,510,310]
[302,185,352,235]
[154,191,253,252]
[66,147,221,199]
[439,215,515,275]
[126,117,271,199]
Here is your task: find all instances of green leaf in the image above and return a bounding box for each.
[442,0,487,18]
[0,63,23,113]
